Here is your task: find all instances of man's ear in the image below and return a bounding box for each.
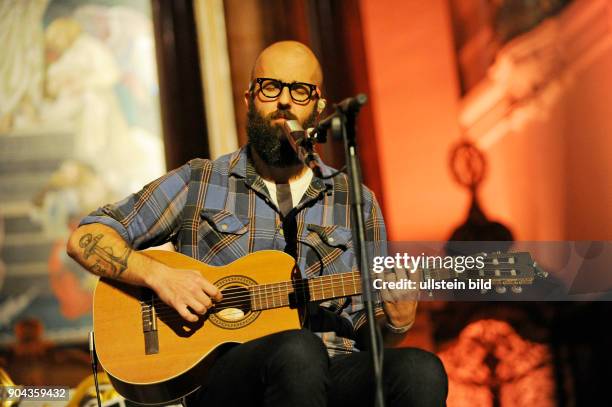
[244,90,251,108]
[317,98,326,114]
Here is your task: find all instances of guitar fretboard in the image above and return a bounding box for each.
[236,254,532,311]
[248,271,362,311]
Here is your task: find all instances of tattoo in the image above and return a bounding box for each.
[79,233,132,278]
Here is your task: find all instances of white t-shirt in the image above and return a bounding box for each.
[262,168,314,209]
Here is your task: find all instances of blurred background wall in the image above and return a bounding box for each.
[218,0,612,242]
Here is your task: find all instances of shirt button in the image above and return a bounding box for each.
[221,224,228,231]
[327,237,334,243]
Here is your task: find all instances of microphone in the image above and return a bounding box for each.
[283,119,308,145]
[310,94,368,141]
[335,93,367,115]
[310,114,334,142]
[283,120,320,172]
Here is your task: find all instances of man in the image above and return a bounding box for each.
[67,41,447,406]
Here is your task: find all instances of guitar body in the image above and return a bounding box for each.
[92,248,539,405]
[93,250,301,405]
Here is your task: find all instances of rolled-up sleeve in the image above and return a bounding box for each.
[79,162,191,249]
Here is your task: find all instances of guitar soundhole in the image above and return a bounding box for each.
[216,286,250,320]
[209,275,260,329]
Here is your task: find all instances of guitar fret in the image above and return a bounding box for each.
[334,274,339,297]
[260,285,264,310]
[280,283,285,306]
[319,275,324,301]
[275,283,279,308]
[283,283,287,306]
[252,271,368,310]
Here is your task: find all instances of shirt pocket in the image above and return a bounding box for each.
[299,224,354,277]
[197,208,249,264]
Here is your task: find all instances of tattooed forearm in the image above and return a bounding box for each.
[78,233,133,278]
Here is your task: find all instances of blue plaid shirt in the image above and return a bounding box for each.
[81,147,386,355]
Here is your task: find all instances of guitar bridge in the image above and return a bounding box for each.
[141,297,159,355]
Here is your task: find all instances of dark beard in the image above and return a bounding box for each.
[246,102,317,168]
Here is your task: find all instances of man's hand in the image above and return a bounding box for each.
[380,267,419,328]
[146,267,223,323]
[67,224,223,323]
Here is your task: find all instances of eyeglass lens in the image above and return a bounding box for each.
[259,79,313,102]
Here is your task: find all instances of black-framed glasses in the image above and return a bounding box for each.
[252,78,318,102]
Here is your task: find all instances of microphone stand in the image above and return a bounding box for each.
[285,95,385,407]
[329,95,385,407]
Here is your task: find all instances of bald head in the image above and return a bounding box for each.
[251,41,323,87]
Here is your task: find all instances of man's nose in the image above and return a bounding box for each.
[277,86,292,107]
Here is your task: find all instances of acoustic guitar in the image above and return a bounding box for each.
[92,249,543,404]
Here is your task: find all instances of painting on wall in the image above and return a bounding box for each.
[0,0,165,352]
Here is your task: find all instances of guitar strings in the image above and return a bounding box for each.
[141,289,354,323]
[142,273,522,322]
[138,260,517,307]
[141,290,336,322]
[138,262,522,321]
[141,263,523,319]
[141,276,363,319]
[139,272,361,306]
[143,284,355,317]
[138,263,519,311]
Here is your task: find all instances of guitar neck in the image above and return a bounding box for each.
[249,272,363,311]
[247,253,531,311]
[249,270,426,310]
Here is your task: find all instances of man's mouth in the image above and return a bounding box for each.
[270,111,297,121]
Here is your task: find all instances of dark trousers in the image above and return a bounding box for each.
[190,329,448,407]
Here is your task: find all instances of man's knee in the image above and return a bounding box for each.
[388,348,446,382]
[267,329,329,373]
[263,329,329,399]
[384,348,448,405]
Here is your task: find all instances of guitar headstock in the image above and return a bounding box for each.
[456,251,548,294]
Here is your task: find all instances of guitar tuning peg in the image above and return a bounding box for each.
[511,285,523,294]
[534,262,549,278]
[495,286,507,294]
